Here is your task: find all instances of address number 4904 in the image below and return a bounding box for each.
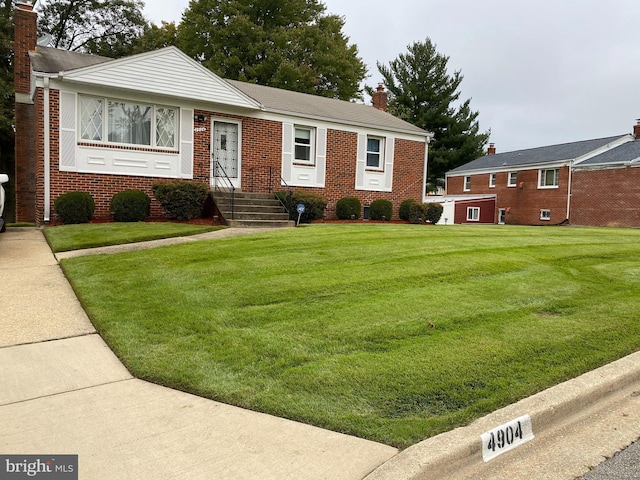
[480,415,534,462]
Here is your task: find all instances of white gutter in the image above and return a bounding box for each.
[44,76,51,222]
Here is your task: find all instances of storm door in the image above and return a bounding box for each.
[212,121,240,189]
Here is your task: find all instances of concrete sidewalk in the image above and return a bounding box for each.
[2,226,640,479]
[0,228,396,479]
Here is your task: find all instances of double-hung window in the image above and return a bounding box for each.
[539,168,559,188]
[508,171,518,187]
[366,136,384,169]
[467,207,480,222]
[80,96,178,149]
[489,173,496,188]
[464,176,471,191]
[294,127,314,164]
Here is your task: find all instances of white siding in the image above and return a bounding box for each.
[281,123,326,188]
[62,47,261,109]
[355,133,394,192]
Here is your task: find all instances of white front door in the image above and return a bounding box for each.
[212,120,240,189]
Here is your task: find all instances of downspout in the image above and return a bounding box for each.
[422,135,432,203]
[43,77,51,222]
[565,160,573,222]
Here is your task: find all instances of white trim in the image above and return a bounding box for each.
[540,209,551,221]
[489,172,496,188]
[507,171,518,187]
[463,175,471,191]
[44,78,51,222]
[537,168,559,189]
[467,206,480,222]
[211,117,242,189]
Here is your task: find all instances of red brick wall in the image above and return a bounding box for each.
[35,90,426,223]
[571,167,640,227]
[285,132,426,220]
[14,4,38,222]
[447,167,570,225]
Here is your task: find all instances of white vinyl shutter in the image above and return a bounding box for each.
[315,127,327,187]
[180,108,194,179]
[355,133,366,189]
[281,123,294,184]
[60,92,77,171]
[384,137,395,191]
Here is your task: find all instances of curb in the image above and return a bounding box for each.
[363,350,640,480]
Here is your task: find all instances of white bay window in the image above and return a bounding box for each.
[80,96,178,149]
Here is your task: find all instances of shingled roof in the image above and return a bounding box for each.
[577,139,640,166]
[29,46,429,137]
[226,80,429,136]
[448,135,628,175]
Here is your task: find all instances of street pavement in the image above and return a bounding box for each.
[2,226,640,479]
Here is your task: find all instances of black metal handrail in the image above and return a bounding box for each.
[245,166,293,216]
[212,158,235,220]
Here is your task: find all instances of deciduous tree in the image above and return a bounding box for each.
[37,0,147,56]
[178,0,366,100]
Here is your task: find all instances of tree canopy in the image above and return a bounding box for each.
[37,0,147,55]
[177,0,367,100]
[377,38,489,185]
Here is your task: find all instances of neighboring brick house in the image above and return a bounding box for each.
[13,2,432,224]
[571,139,640,227]
[443,133,636,226]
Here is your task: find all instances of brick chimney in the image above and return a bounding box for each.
[634,120,640,140]
[14,1,37,98]
[372,84,388,112]
[14,1,38,223]
[487,143,496,155]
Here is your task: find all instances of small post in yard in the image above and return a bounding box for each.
[296,203,305,226]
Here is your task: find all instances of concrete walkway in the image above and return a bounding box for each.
[2,227,640,479]
[0,228,396,479]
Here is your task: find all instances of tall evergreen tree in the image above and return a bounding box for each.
[378,38,489,185]
[178,0,366,101]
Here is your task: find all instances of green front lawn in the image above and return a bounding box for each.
[60,224,640,448]
[44,222,224,252]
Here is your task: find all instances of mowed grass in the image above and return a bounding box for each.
[60,224,640,448]
[44,222,223,252]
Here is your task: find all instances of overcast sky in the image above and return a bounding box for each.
[142,0,640,153]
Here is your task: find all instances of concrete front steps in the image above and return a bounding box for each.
[212,191,295,228]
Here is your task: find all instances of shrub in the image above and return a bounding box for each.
[276,190,328,223]
[425,202,444,224]
[54,191,95,224]
[110,190,151,222]
[369,199,393,221]
[399,199,418,221]
[336,196,362,220]
[152,181,209,220]
[408,202,427,224]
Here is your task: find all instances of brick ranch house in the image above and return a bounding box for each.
[13,2,432,225]
[440,123,640,227]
